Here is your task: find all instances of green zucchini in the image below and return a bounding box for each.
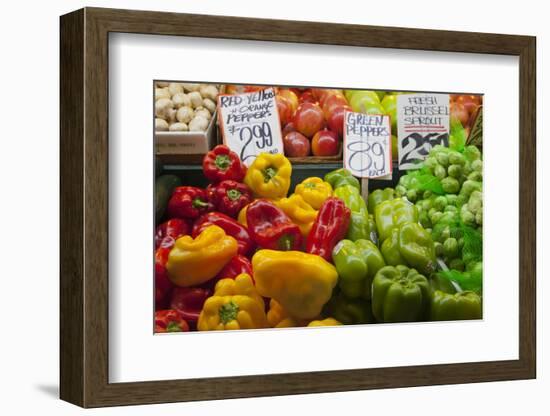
[155,174,181,222]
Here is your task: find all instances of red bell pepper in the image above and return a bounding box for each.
[200,254,254,292]
[246,199,303,251]
[170,287,211,328]
[192,211,254,256]
[216,254,253,281]
[166,186,213,220]
[202,145,246,183]
[155,218,189,249]
[207,180,252,218]
[154,309,190,333]
[155,246,175,310]
[306,197,351,261]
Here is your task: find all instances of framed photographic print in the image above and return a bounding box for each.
[60,7,536,408]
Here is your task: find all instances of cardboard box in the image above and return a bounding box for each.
[155,110,218,164]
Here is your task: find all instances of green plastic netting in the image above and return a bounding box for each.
[432,218,482,264]
[404,168,445,195]
[439,266,482,295]
[449,119,467,153]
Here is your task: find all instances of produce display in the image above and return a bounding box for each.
[154,84,483,333]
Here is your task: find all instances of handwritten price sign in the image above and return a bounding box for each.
[218,88,284,166]
[343,111,392,178]
[397,93,450,170]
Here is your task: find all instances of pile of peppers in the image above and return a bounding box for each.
[154,146,482,332]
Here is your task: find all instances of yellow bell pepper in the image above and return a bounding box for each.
[237,204,248,227]
[198,274,268,331]
[307,318,342,327]
[267,299,308,328]
[166,225,238,287]
[214,273,263,307]
[295,177,333,210]
[197,294,268,331]
[252,249,338,320]
[274,194,318,237]
[244,153,291,199]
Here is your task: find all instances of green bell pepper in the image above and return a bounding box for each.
[372,265,430,323]
[430,290,482,321]
[334,185,371,242]
[324,168,360,190]
[322,290,374,325]
[398,222,437,275]
[367,188,395,214]
[332,239,386,300]
[374,198,418,242]
[380,222,436,275]
[380,228,406,266]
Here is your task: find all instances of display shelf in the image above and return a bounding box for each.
[162,162,402,191]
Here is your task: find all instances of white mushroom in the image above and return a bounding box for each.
[199,85,219,101]
[176,106,194,124]
[168,82,184,96]
[155,118,169,131]
[155,81,169,88]
[202,98,217,114]
[187,91,203,109]
[188,115,209,132]
[182,83,201,92]
[172,93,191,108]
[155,98,174,119]
[194,107,212,120]
[169,122,189,132]
[155,88,171,101]
[167,108,177,123]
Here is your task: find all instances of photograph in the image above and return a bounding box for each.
[153,83,484,332]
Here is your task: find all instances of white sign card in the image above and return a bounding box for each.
[218,87,284,166]
[343,111,392,178]
[397,93,450,170]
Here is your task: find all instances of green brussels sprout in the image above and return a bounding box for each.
[446,194,458,205]
[467,171,482,182]
[423,190,433,200]
[460,205,476,226]
[435,152,449,167]
[456,194,468,207]
[434,165,447,180]
[395,184,407,196]
[471,159,483,173]
[440,211,458,224]
[468,191,483,213]
[421,199,434,212]
[406,189,417,202]
[447,164,463,178]
[444,205,458,213]
[430,211,444,225]
[463,145,481,161]
[441,177,460,194]
[434,196,448,211]
[448,151,466,166]
[458,237,465,250]
[419,211,431,229]
[440,226,451,240]
[443,237,459,259]
[460,180,482,197]
[424,156,438,171]
[449,258,465,272]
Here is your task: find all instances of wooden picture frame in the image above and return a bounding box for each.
[60,7,536,408]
